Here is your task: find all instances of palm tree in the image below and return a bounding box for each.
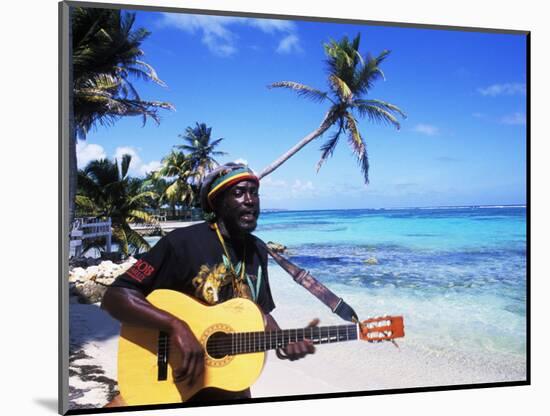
[142,171,169,213]
[76,154,157,256]
[258,33,406,184]
[176,122,227,184]
[69,7,174,224]
[154,150,198,216]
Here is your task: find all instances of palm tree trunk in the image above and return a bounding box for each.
[258,111,335,180]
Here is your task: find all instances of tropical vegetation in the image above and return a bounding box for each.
[74,121,226,256]
[76,155,158,255]
[176,122,227,185]
[153,150,198,216]
[70,7,173,224]
[258,33,406,184]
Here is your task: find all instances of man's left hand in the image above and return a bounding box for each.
[279,318,319,361]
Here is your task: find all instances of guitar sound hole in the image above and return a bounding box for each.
[206,332,231,359]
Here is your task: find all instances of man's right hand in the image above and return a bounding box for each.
[101,287,206,387]
[169,319,205,386]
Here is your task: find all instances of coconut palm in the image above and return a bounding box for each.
[154,150,198,216]
[142,171,169,213]
[176,122,227,184]
[69,7,173,224]
[76,154,157,256]
[259,33,406,184]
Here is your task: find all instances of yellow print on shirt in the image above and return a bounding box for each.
[191,262,254,305]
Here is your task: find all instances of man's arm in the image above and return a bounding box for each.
[101,286,204,385]
[264,313,317,361]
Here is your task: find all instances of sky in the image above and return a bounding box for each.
[77,7,528,210]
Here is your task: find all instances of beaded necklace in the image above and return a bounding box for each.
[213,222,261,301]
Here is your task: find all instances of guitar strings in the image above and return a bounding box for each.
[155,327,394,356]
[156,326,360,355]
[151,323,395,358]
[156,325,358,347]
[157,337,359,356]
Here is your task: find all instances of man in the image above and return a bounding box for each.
[101,163,316,405]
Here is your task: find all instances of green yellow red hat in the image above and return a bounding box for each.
[200,163,259,213]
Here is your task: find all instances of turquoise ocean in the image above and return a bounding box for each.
[254,206,527,381]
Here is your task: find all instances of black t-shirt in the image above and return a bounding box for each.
[111,222,275,314]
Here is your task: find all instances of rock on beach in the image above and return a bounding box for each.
[69,257,137,304]
[267,241,287,254]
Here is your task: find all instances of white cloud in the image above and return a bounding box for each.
[159,14,238,56]
[260,177,286,187]
[114,146,161,177]
[140,160,163,175]
[292,179,314,192]
[260,177,291,201]
[159,13,300,56]
[478,83,526,97]
[233,158,249,166]
[76,141,160,177]
[249,18,295,34]
[413,124,439,136]
[114,146,139,162]
[501,112,526,125]
[276,34,302,54]
[76,140,106,169]
[260,177,318,201]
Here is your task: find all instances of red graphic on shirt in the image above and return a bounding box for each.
[126,259,155,282]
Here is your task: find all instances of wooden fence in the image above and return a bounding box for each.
[70,217,112,258]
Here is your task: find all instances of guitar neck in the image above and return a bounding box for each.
[207,324,359,357]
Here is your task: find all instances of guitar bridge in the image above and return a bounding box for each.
[157,331,169,381]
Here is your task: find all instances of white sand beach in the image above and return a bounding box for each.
[68,261,525,410]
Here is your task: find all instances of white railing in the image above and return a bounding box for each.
[70,217,112,257]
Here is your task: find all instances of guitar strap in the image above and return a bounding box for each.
[258,241,359,323]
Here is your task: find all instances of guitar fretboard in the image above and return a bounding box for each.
[206,325,359,357]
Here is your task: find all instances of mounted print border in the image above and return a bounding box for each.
[59,1,530,414]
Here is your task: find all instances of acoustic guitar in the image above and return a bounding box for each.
[117,289,405,405]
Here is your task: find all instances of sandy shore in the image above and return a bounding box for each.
[67,263,525,410]
[67,298,337,410]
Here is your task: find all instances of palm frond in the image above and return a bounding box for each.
[134,59,167,87]
[328,74,353,102]
[120,154,132,179]
[74,195,98,213]
[353,99,405,129]
[344,113,370,184]
[128,191,158,208]
[355,50,390,94]
[344,113,364,158]
[127,209,155,224]
[269,81,330,103]
[111,226,129,256]
[123,224,151,255]
[316,121,344,172]
[356,144,370,185]
[72,8,174,141]
[375,49,391,66]
[209,138,225,148]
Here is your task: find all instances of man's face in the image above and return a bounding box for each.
[216,180,260,234]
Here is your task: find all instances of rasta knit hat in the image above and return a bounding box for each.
[199,163,259,214]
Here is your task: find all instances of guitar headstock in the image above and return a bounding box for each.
[359,316,405,342]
